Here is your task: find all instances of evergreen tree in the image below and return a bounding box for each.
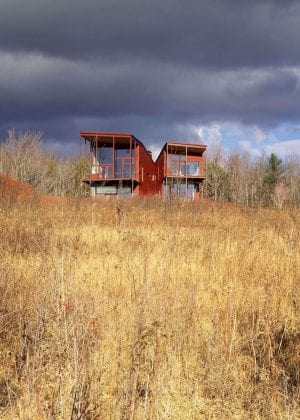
[263,153,284,205]
[263,153,284,187]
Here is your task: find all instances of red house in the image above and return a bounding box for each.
[80,132,207,200]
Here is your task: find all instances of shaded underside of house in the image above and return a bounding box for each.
[80,132,207,200]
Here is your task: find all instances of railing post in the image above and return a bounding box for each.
[113,136,115,178]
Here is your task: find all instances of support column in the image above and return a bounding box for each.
[186,145,188,199]
[130,136,133,195]
[96,136,98,167]
[113,136,115,178]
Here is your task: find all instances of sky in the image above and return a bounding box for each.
[1,0,300,158]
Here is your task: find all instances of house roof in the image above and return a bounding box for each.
[166,141,207,153]
[80,131,143,145]
[154,141,207,163]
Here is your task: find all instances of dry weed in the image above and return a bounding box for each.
[0,196,299,419]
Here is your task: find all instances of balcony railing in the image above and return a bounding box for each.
[166,159,206,177]
[86,160,136,180]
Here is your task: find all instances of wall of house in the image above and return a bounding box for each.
[137,144,158,195]
[155,150,166,196]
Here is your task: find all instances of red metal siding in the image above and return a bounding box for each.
[155,150,165,196]
[137,144,157,195]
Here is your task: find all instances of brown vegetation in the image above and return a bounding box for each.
[0,173,38,205]
[0,193,299,419]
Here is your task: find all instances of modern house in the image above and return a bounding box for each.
[80,132,207,200]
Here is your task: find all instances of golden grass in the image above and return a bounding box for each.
[0,197,299,419]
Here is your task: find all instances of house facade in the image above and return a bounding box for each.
[80,132,207,200]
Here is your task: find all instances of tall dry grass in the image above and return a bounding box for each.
[0,195,299,419]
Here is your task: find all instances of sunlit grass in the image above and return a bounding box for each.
[0,197,299,419]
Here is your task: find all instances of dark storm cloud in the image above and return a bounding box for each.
[1,0,300,67]
[0,0,300,146]
[1,54,299,123]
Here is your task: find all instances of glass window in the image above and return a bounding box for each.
[98,146,113,164]
[95,186,117,195]
[172,163,179,175]
[131,164,136,178]
[187,162,199,176]
[118,187,132,196]
[123,164,131,178]
[114,160,122,177]
[106,166,113,178]
[115,148,135,158]
[187,183,195,198]
[178,183,187,198]
[115,148,129,158]
[170,161,186,175]
[180,162,186,175]
[99,166,106,178]
[164,181,196,199]
[168,155,185,166]
[114,161,135,178]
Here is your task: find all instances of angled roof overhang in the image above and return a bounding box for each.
[166,141,207,154]
[80,132,142,146]
[154,141,207,162]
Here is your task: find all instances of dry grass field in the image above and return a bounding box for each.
[0,190,299,418]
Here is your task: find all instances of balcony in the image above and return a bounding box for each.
[84,159,137,181]
[166,156,206,178]
[82,142,139,182]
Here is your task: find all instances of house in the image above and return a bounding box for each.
[80,132,207,200]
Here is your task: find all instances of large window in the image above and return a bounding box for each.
[168,155,185,176]
[95,185,117,195]
[115,147,135,178]
[92,144,136,179]
[114,159,135,178]
[164,181,195,199]
[92,185,132,196]
[168,155,200,176]
[98,145,113,164]
[115,148,135,158]
[118,187,132,196]
[186,162,199,176]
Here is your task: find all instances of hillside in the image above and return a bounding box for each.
[0,173,38,204]
[0,173,66,206]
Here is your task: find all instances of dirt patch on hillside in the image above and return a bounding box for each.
[0,173,38,205]
[0,174,66,206]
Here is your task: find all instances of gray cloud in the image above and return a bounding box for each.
[1,0,300,67]
[0,0,300,147]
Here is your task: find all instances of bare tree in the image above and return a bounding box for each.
[0,130,89,196]
[1,130,43,186]
[206,145,232,201]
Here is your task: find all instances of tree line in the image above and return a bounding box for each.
[1,130,300,207]
[206,145,300,207]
